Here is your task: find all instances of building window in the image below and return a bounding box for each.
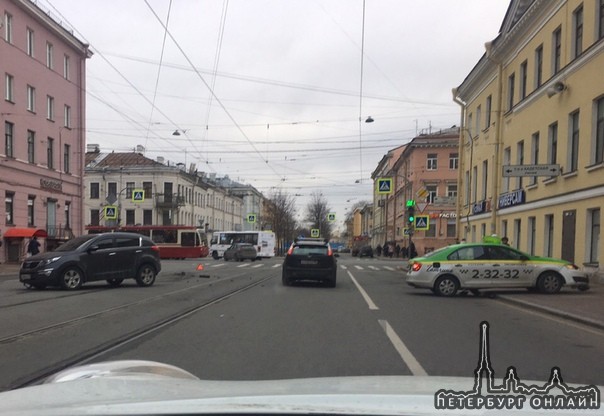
[63,144,70,173]
[544,214,554,257]
[5,121,14,157]
[27,85,35,112]
[26,28,34,56]
[4,73,14,102]
[501,220,508,241]
[503,147,511,192]
[65,202,71,229]
[595,97,604,165]
[126,210,135,225]
[476,105,481,134]
[447,184,457,198]
[64,105,71,128]
[573,5,583,59]
[513,219,521,250]
[516,140,524,189]
[27,130,35,163]
[464,171,470,205]
[27,196,35,226]
[46,42,54,69]
[449,153,458,169]
[472,166,477,203]
[481,160,488,200]
[90,182,100,199]
[447,223,456,238]
[569,110,580,172]
[485,95,492,129]
[63,55,70,80]
[4,12,13,43]
[530,132,539,185]
[507,73,515,111]
[426,185,437,204]
[553,27,562,74]
[519,60,528,100]
[5,192,14,225]
[46,96,54,120]
[108,182,117,200]
[143,209,153,225]
[90,209,100,226]
[548,122,558,167]
[588,208,600,263]
[47,138,54,169]
[535,44,543,88]
[527,216,536,255]
[126,182,135,199]
[143,181,152,198]
[425,223,436,238]
[427,154,437,170]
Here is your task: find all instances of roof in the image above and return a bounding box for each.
[85,152,164,169]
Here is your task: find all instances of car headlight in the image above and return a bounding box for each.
[43,256,61,266]
[564,263,579,270]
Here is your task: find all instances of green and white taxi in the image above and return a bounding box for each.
[405,237,589,296]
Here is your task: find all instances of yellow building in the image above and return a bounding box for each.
[454,0,603,279]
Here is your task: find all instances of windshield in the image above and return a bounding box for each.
[2,1,602,413]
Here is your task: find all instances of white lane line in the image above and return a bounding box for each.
[368,266,379,270]
[251,264,263,268]
[340,265,348,270]
[237,263,251,268]
[354,265,363,270]
[210,263,226,268]
[272,264,281,268]
[347,271,379,310]
[379,319,428,376]
[383,266,395,271]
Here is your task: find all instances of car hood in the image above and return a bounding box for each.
[1,360,601,415]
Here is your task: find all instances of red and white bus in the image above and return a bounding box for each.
[86,225,209,259]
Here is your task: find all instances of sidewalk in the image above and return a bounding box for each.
[2,260,603,330]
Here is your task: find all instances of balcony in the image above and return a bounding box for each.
[155,193,185,209]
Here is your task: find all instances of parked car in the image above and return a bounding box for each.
[223,243,258,261]
[282,238,337,287]
[406,240,589,297]
[19,232,161,290]
[358,245,374,258]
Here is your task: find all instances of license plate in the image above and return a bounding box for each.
[301,260,318,265]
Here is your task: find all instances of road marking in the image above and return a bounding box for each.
[251,264,263,268]
[354,265,363,270]
[210,264,226,268]
[340,265,348,270]
[347,271,378,310]
[368,266,379,270]
[272,264,281,268]
[379,319,428,376]
[383,266,395,271]
[237,263,251,268]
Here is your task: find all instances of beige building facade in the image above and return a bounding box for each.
[454,0,603,277]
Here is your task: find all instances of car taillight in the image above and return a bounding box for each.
[327,246,333,256]
[411,262,422,272]
[287,246,294,255]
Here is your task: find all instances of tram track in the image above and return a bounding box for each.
[7,273,275,391]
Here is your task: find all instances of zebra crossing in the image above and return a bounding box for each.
[203,261,400,272]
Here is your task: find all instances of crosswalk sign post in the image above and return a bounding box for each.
[104,205,117,220]
[414,215,429,231]
[376,178,393,194]
[132,189,145,202]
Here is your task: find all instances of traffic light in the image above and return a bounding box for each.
[406,200,415,224]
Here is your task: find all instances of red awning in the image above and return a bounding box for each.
[3,228,48,238]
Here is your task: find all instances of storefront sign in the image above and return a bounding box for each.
[472,201,487,215]
[40,178,63,192]
[498,189,525,209]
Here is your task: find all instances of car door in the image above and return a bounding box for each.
[447,245,493,289]
[113,236,142,279]
[484,245,534,287]
[84,236,116,281]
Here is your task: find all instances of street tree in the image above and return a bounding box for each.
[305,191,333,240]
[265,189,297,255]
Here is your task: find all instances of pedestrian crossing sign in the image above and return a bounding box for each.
[414,215,429,230]
[327,213,336,222]
[132,189,145,202]
[247,213,257,223]
[311,228,320,238]
[377,178,393,194]
[104,205,117,220]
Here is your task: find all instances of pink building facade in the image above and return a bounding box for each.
[1,0,91,262]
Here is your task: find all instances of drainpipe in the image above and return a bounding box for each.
[452,88,466,241]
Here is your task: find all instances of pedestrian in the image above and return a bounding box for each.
[27,236,41,257]
[501,236,510,246]
[383,243,389,257]
[376,244,382,257]
[402,246,408,258]
[409,241,418,259]
[395,244,401,258]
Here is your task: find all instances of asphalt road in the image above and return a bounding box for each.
[0,255,602,392]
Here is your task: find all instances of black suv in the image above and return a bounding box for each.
[282,238,337,287]
[20,232,161,290]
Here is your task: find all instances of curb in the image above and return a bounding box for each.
[495,294,604,331]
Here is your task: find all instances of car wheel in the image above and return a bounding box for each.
[537,272,563,294]
[212,251,219,260]
[60,267,83,290]
[433,275,459,297]
[107,278,124,287]
[136,264,156,287]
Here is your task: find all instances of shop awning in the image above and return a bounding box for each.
[3,228,48,238]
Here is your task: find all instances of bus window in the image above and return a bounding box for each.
[181,232,195,247]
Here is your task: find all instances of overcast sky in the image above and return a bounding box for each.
[41,0,510,228]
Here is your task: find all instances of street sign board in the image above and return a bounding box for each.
[311,228,320,238]
[415,202,428,213]
[414,215,429,230]
[132,189,145,202]
[104,205,117,220]
[416,186,428,199]
[502,164,561,177]
[433,196,456,205]
[377,178,393,194]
